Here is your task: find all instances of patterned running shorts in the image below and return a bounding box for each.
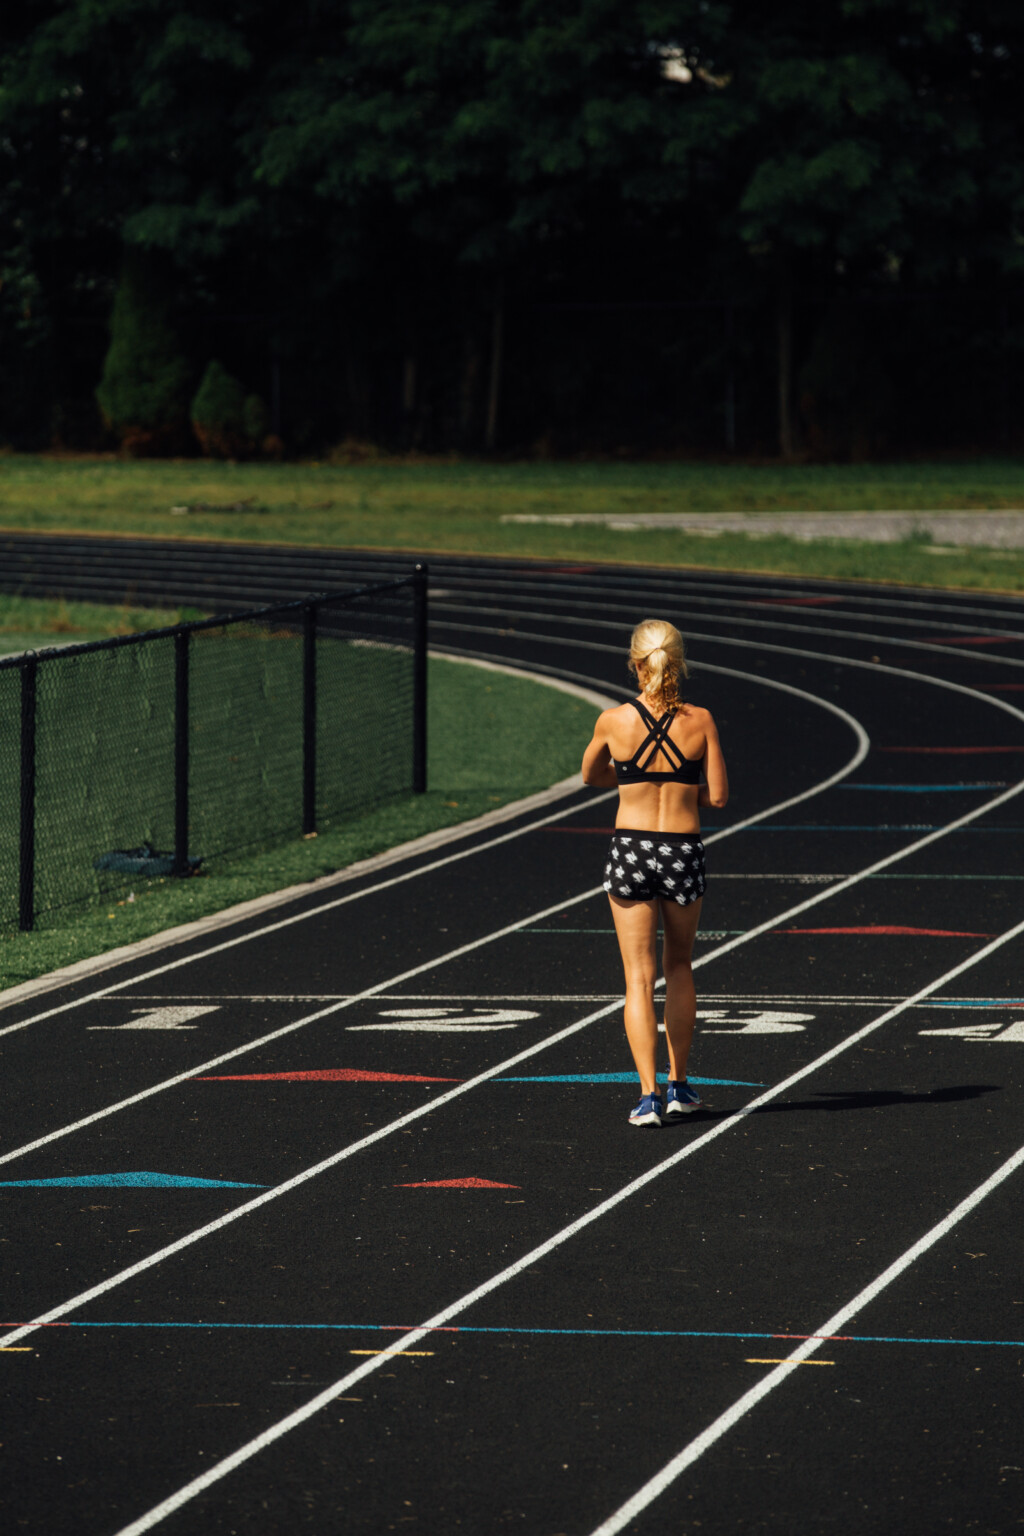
[603,830,706,906]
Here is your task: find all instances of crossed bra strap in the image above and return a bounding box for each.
[627,699,687,773]
[612,699,702,783]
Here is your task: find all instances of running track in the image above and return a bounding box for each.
[2,557,1024,1534]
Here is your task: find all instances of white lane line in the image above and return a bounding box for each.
[8,603,985,1056]
[0,659,866,1163]
[589,1145,1024,1536]
[438,595,1024,670]
[4,696,1023,1172]
[0,788,616,1045]
[0,656,618,1016]
[0,638,859,1053]
[3,783,1022,1336]
[436,618,1024,726]
[0,889,606,1169]
[454,578,1024,648]
[105,913,1024,1536]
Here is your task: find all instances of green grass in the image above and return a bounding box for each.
[0,636,601,992]
[2,453,1024,592]
[0,592,199,653]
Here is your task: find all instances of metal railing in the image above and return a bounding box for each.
[2,567,428,932]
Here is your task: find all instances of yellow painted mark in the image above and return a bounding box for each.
[1,1348,33,1353]
[349,1349,434,1358]
[746,1358,834,1367]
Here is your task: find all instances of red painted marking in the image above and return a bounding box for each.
[395,1178,521,1189]
[978,683,1024,691]
[922,635,1018,646]
[773,1333,855,1341]
[196,1069,460,1083]
[784,926,992,937]
[879,746,1024,754]
[750,596,840,607]
[381,1325,462,1333]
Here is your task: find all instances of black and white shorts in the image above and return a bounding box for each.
[603,830,706,906]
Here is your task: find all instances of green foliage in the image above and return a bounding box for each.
[95,254,192,453]
[190,361,270,458]
[190,359,245,457]
[3,1,1024,454]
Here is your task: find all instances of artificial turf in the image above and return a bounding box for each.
[0,624,601,991]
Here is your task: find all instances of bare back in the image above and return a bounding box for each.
[581,694,728,834]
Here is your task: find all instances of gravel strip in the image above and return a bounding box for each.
[503,510,1024,548]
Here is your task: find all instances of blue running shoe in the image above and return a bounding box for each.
[628,1092,663,1127]
[665,1079,702,1116]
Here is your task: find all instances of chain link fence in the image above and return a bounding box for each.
[0,570,427,931]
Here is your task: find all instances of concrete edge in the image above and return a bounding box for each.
[0,655,614,1011]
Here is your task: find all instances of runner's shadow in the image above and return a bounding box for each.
[668,1084,1001,1124]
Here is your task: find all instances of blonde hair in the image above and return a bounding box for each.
[627,618,688,712]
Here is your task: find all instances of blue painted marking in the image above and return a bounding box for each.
[497,1073,762,1086]
[929,999,1024,1008]
[24,1320,1024,1349]
[841,783,1007,792]
[0,1172,265,1189]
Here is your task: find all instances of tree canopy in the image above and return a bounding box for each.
[1,0,1021,455]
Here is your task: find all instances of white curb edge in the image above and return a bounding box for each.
[0,653,612,1010]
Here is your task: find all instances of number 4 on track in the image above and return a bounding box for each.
[918,1021,1024,1043]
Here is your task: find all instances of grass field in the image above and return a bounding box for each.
[0,597,601,991]
[2,454,1024,592]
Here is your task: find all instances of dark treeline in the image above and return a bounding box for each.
[2,1,1022,459]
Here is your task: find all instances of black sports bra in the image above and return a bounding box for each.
[611,699,703,785]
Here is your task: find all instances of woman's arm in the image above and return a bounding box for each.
[581,711,619,789]
[697,710,729,809]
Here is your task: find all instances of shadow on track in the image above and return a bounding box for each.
[661,1083,1001,1128]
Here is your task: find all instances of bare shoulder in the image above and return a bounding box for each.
[681,703,715,728]
[599,702,636,729]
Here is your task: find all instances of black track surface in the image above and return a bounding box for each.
[2,552,1024,1536]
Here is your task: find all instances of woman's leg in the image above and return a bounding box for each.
[608,895,660,1093]
[660,896,703,1080]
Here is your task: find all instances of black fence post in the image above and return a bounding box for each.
[412,564,428,793]
[302,600,317,835]
[18,656,37,931]
[173,629,190,876]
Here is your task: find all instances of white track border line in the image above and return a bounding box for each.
[444,565,1024,630]
[434,619,1024,730]
[0,652,614,1012]
[453,572,1024,644]
[3,655,1022,1171]
[0,660,865,1168]
[590,1138,1024,1534]
[436,597,1024,670]
[6,608,1018,1044]
[4,775,1022,1329]
[436,580,1024,662]
[0,788,613,1044]
[105,912,1024,1536]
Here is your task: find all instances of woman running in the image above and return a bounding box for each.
[581,619,728,1127]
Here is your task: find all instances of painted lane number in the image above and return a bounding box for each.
[698,1009,815,1035]
[348,1007,540,1033]
[88,1006,222,1031]
[919,1020,1024,1043]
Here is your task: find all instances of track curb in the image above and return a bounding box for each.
[0,656,614,1012]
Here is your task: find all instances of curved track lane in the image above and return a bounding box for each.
[1,554,1023,1536]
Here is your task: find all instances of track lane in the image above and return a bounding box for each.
[90,913,1024,1536]
[4,565,1019,1536]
